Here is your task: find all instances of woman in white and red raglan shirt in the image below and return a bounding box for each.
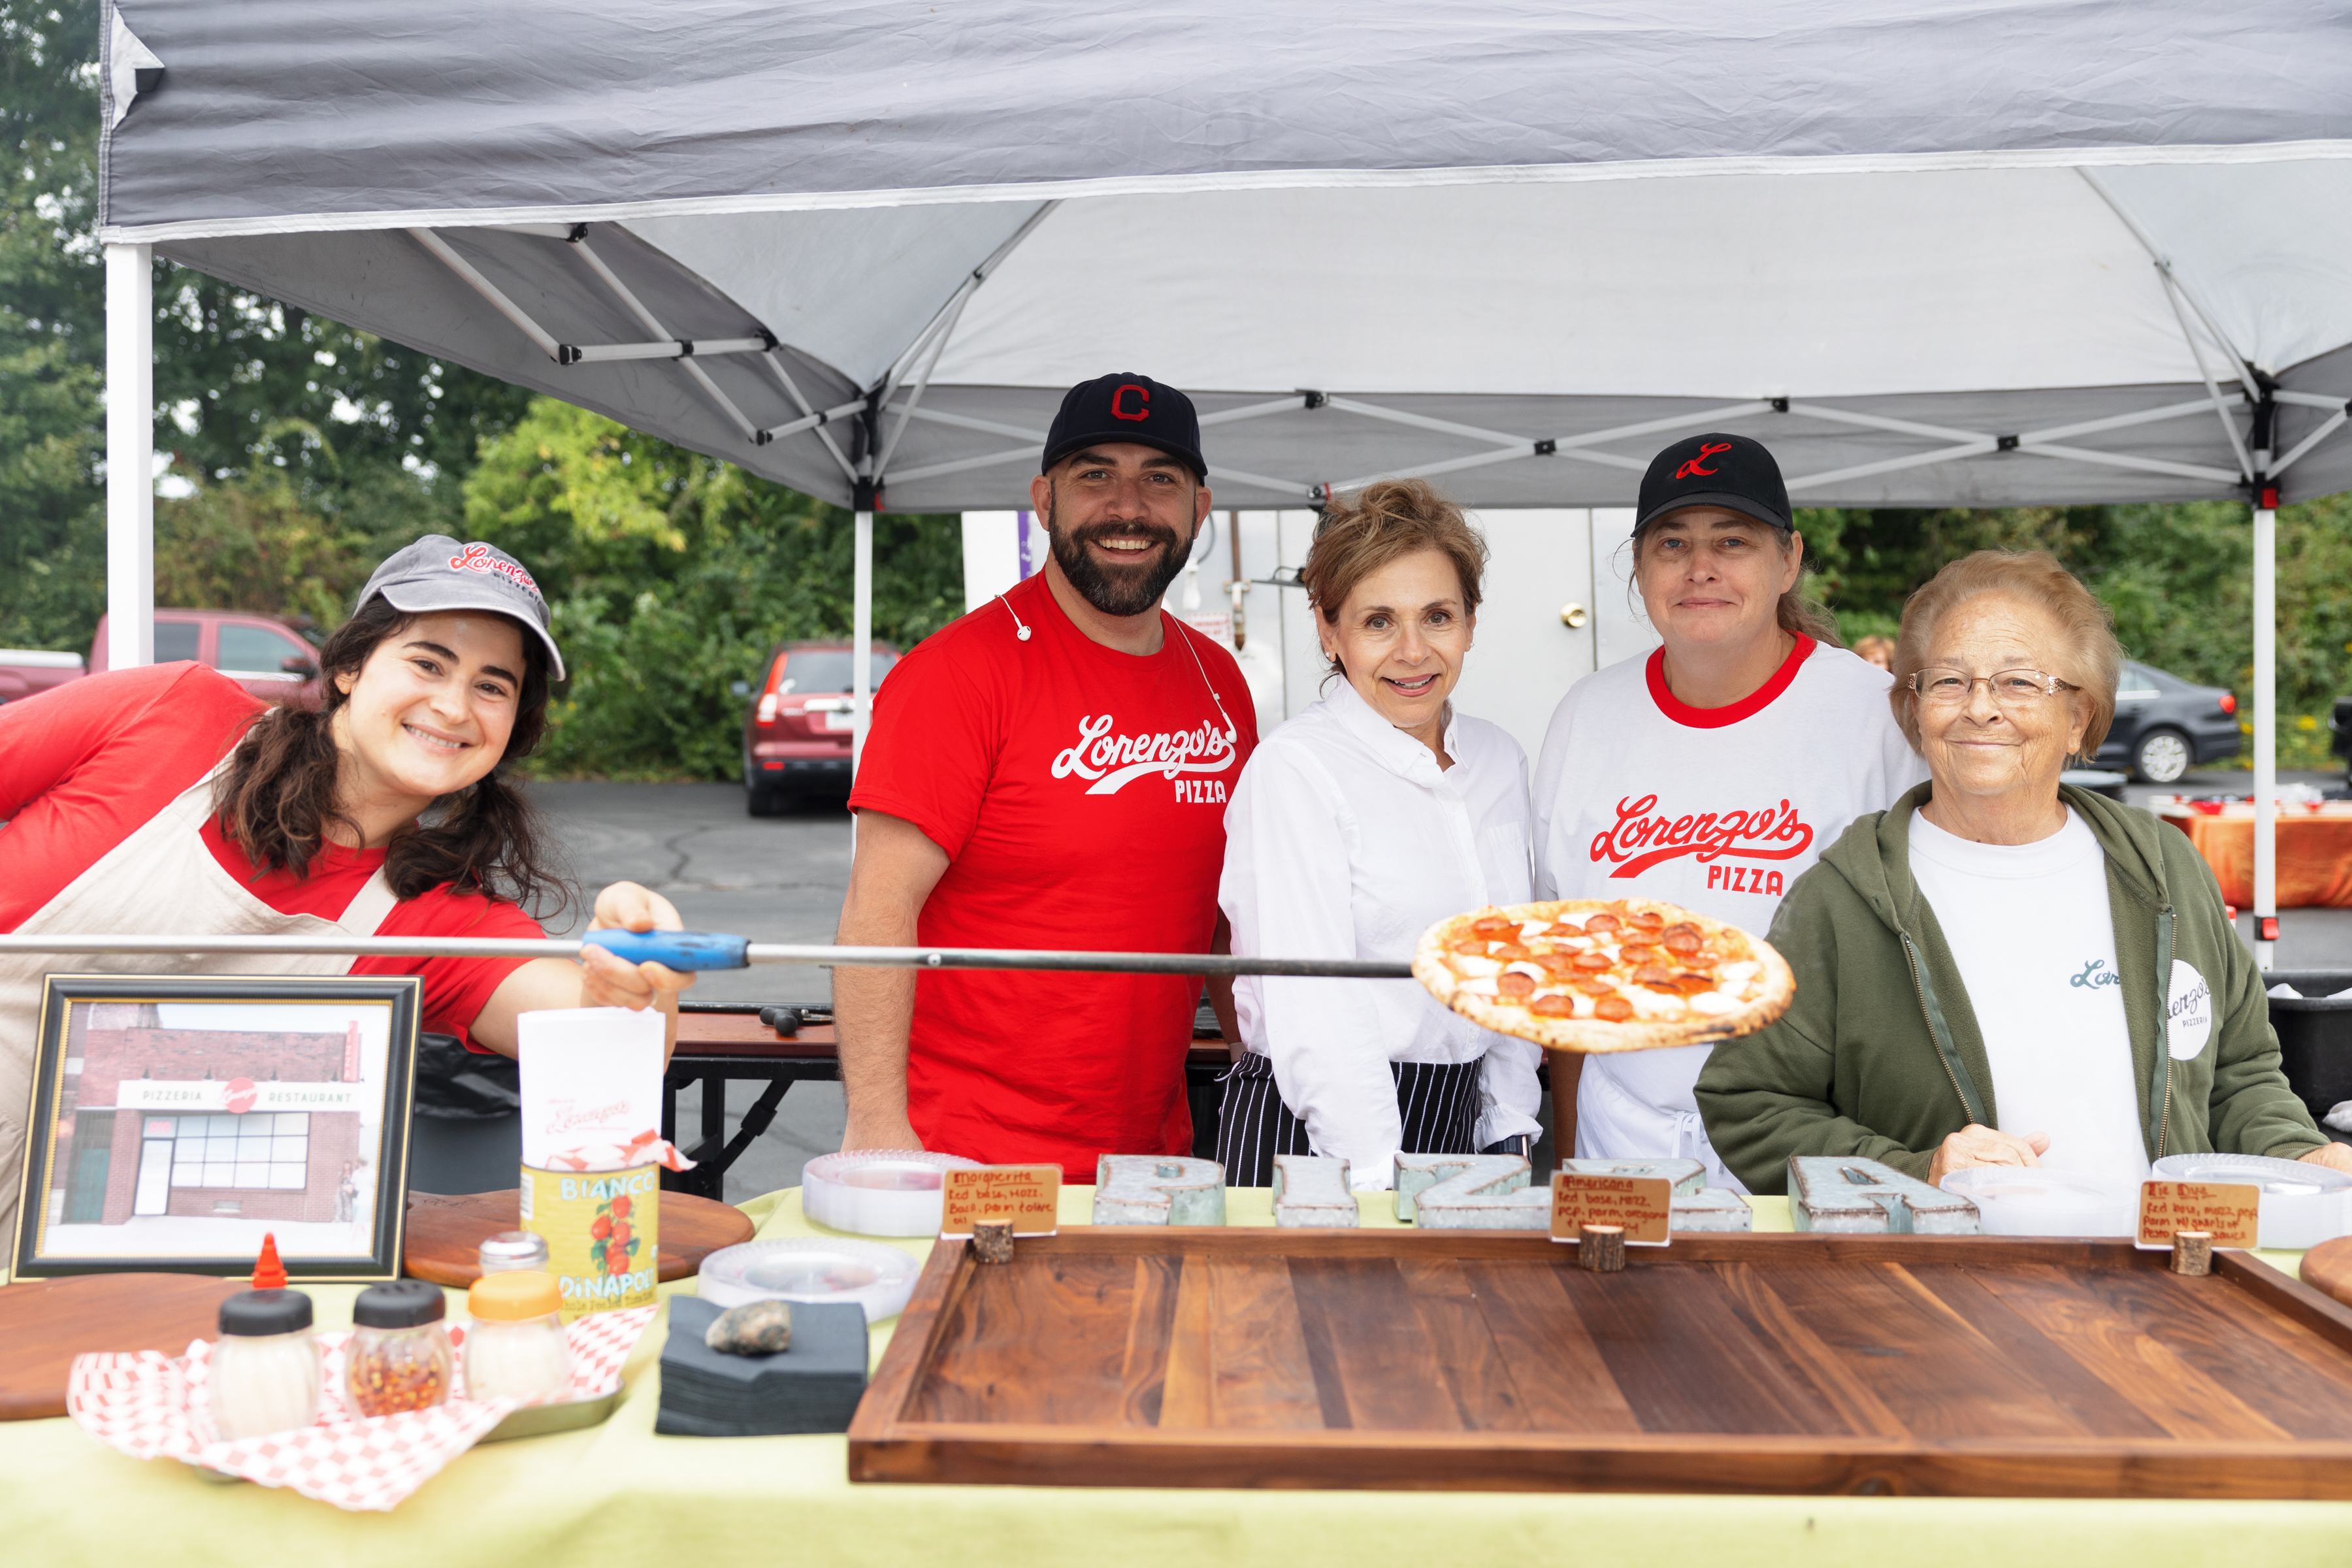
[1531,434,1926,1190]
[0,536,693,1239]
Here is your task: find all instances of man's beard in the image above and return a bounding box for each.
[1045,507,1195,617]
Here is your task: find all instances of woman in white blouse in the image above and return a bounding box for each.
[1217,480,1541,1191]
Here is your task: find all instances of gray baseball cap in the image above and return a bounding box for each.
[355,534,565,681]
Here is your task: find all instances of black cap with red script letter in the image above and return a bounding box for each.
[1633,432,1791,535]
[1041,372,1207,482]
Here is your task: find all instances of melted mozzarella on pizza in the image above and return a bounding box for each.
[1435,904,1783,1036]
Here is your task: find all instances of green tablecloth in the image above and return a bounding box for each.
[3,1189,2349,1567]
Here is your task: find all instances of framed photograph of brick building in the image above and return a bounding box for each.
[11,973,421,1280]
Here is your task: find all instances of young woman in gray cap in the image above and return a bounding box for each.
[0,536,692,1239]
[1529,434,1925,1190]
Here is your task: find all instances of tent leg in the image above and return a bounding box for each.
[852,508,874,781]
[105,242,154,670]
[2252,483,2276,971]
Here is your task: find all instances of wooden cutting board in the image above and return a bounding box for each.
[853,1228,2352,1498]
[2304,1234,2352,1306]
[402,1188,754,1288]
[0,1273,246,1421]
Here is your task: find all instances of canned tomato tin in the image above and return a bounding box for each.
[519,1163,659,1318]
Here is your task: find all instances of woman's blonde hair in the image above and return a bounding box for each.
[1301,480,1488,677]
[1889,549,2123,753]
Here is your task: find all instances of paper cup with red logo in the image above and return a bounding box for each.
[515,1009,693,1318]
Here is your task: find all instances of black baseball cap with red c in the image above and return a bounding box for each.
[1041,372,1207,482]
[1634,432,1791,535]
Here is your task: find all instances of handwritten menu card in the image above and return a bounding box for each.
[941,1166,1062,1237]
[1550,1172,1673,1246]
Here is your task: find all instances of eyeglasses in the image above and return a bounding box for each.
[1905,667,2078,708]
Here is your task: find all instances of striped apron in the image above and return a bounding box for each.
[1213,1050,1483,1188]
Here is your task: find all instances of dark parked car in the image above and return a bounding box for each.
[2092,660,2241,784]
[739,641,900,814]
[2330,697,2352,782]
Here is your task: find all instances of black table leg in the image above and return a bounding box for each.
[701,1072,726,1154]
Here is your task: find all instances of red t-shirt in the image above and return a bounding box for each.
[849,572,1258,1177]
[0,663,542,1044]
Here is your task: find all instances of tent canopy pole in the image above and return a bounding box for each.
[2253,465,2278,970]
[104,242,153,671]
[853,505,874,779]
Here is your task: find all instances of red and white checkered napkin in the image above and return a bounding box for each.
[67,1304,657,1511]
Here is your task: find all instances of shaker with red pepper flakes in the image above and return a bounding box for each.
[346,1279,453,1416]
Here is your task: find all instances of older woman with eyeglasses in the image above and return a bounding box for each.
[1696,550,2352,1190]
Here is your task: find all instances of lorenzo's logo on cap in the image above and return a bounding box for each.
[448,542,540,596]
[1673,441,1733,482]
[1110,384,1151,422]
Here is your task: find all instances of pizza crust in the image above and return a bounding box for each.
[1413,898,1795,1055]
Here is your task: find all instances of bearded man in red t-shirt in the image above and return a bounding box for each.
[838,373,1257,1179]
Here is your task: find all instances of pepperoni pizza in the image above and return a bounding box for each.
[1413,898,1794,1053]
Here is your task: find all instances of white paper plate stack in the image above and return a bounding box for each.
[801,1149,983,1237]
[1936,1168,2140,1237]
[696,1238,923,1323]
[2151,1152,2352,1250]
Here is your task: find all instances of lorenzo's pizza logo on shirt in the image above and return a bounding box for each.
[1051,713,1238,799]
[1590,794,1815,894]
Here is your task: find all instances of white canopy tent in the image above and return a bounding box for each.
[95,1,2352,962]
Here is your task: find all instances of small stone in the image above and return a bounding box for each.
[704,1299,794,1355]
[972,1218,1015,1264]
[2171,1230,2214,1277]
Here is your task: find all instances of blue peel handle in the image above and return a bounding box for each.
[581,929,751,971]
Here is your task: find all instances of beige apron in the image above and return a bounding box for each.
[0,770,396,1244]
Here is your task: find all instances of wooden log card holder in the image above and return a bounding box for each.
[852,1223,2352,1498]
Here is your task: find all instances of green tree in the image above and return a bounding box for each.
[0,0,532,653]
[0,0,105,648]
[153,271,530,519]
[1801,495,2352,770]
[463,397,963,779]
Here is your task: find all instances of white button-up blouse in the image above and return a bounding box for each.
[1220,678,1542,1189]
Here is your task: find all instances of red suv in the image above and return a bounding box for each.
[739,640,900,814]
[90,610,324,705]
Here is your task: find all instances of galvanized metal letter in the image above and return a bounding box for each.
[1271,1154,1358,1227]
[1092,1154,1228,1226]
[1788,1155,1980,1234]
[1395,1152,1548,1229]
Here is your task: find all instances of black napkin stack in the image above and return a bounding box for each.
[654,1296,870,1437]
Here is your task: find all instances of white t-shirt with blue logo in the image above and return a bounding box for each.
[1908,808,2149,1183]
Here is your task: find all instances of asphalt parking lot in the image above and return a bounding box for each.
[532,767,2352,1203]
[533,779,855,1201]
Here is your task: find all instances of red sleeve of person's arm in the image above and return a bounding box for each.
[0,663,243,820]
[361,889,548,1051]
[847,642,1000,861]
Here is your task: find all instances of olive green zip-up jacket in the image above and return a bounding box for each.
[1695,782,2326,1193]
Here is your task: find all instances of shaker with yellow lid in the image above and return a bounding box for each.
[464,1270,573,1401]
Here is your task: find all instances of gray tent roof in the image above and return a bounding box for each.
[99,1,2352,508]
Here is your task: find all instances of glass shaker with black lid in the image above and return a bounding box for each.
[210,1287,320,1439]
[345,1278,452,1417]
